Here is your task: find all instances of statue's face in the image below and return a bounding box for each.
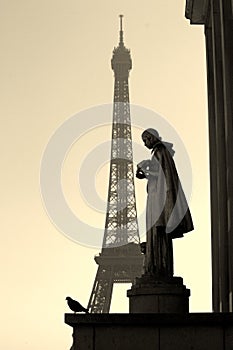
[142,133,156,149]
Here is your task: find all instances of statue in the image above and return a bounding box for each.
[136,128,194,278]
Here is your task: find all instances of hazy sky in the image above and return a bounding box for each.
[1,1,210,349]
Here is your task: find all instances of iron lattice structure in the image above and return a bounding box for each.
[88,16,143,313]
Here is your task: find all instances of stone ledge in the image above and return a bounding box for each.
[65,313,233,350]
[65,312,233,327]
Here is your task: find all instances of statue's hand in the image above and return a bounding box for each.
[136,168,146,179]
[136,160,151,179]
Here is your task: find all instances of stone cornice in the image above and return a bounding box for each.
[185,0,209,24]
[65,312,233,327]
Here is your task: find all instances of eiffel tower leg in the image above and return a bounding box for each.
[88,265,114,313]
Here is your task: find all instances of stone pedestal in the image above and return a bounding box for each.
[127,274,190,313]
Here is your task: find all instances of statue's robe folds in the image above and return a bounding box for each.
[145,141,194,276]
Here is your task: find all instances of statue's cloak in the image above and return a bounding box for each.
[146,141,194,239]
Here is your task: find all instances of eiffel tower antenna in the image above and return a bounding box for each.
[87,15,143,313]
[119,14,124,44]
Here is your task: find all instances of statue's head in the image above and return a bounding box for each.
[141,128,161,149]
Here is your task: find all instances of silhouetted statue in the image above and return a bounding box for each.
[66,297,89,313]
[136,128,193,278]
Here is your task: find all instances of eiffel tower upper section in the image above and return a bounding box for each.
[102,15,140,250]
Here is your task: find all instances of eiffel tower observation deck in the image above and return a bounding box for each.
[88,15,143,313]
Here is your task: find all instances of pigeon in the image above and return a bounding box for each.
[66,296,89,313]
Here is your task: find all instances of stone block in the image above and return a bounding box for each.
[160,326,223,350]
[95,326,159,350]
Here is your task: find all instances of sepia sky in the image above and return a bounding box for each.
[1,1,211,349]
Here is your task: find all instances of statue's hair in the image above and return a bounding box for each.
[142,128,162,141]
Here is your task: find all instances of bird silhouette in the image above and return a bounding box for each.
[66,296,89,313]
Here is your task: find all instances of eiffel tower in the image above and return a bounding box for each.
[88,15,143,313]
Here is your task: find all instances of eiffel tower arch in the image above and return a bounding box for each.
[88,16,143,313]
